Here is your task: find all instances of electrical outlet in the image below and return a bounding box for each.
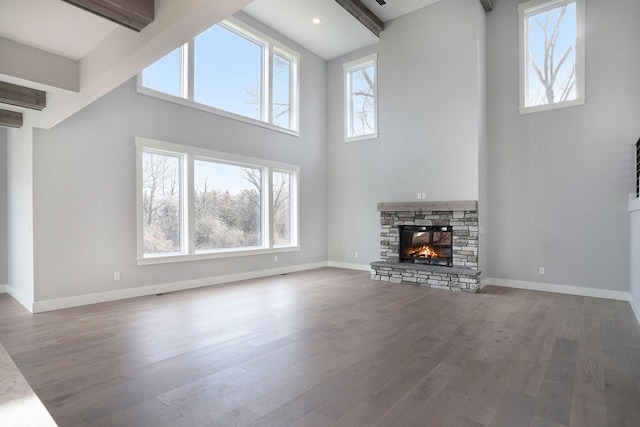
[538,267,545,275]
[274,255,278,262]
[113,272,121,281]
[421,192,427,200]
[354,252,359,259]
[417,192,422,200]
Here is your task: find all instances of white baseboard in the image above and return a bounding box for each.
[327,261,371,272]
[484,277,631,302]
[32,262,328,313]
[7,285,34,313]
[0,284,7,294]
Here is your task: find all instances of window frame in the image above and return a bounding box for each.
[344,54,378,142]
[518,0,586,114]
[136,137,300,265]
[137,17,300,136]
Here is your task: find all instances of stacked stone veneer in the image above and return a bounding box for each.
[370,201,481,292]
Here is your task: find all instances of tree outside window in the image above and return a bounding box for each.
[344,54,378,140]
[194,161,262,251]
[142,151,182,254]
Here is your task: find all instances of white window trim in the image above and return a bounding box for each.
[344,53,378,142]
[135,85,300,137]
[518,0,586,114]
[136,137,300,266]
[136,16,300,135]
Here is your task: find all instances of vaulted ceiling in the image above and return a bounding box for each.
[0,0,490,130]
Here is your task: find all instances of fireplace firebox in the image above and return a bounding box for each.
[399,225,453,267]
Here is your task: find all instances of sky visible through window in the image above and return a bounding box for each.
[195,25,262,120]
[142,48,181,97]
[194,160,259,195]
[526,1,577,106]
[351,64,375,137]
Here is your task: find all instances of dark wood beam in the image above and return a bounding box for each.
[0,82,46,111]
[479,0,494,12]
[335,0,384,37]
[0,109,23,128]
[61,0,154,32]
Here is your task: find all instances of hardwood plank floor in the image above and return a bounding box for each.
[1,268,639,426]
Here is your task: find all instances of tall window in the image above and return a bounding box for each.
[519,0,585,113]
[344,54,378,140]
[272,52,292,129]
[138,18,299,132]
[141,151,182,254]
[137,138,299,264]
[272,170,294,246]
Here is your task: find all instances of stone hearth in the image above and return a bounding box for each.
[371,201,481,292]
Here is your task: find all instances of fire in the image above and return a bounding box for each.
[408,245,442,259]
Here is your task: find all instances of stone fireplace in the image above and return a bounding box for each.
[370,201,481,292]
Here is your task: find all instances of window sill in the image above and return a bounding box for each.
[137,245,301,266]
[136,85,300,138]
[518,97,586,115]
[345,133,379,143]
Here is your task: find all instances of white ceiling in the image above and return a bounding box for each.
[0,0,439,62]
[0,0,117,60]
[243,0,440,59]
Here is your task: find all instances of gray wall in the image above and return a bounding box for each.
[0,128,7,285]
[486,0,640,291]
[31,16,328,302]
[328,0,487,267]
[6,126,35,305]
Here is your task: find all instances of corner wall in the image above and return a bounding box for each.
[328,0,487,268]
[486,0,640,293]
[31,17,328,305]
[6,127,35,309]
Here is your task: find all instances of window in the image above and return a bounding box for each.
[136,138,299,264]
[138,18,299,133]
[344,54,378,141]
[141,151,183,254]
[519,0,585,113]
[272,170,294,246]
[272,52,292,129]
[194,160,262,250]
[194,25,262,120]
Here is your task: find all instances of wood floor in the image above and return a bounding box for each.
[1,268,639,426]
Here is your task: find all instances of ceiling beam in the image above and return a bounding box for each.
[479,0,494,12]
[0,81,46,111]
[0,109,23,128]
[334,0,384,37]
[61,0,155,32]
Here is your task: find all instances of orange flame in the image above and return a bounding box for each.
[408,245,443,259]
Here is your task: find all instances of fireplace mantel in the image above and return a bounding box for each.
[377,201,478,212]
